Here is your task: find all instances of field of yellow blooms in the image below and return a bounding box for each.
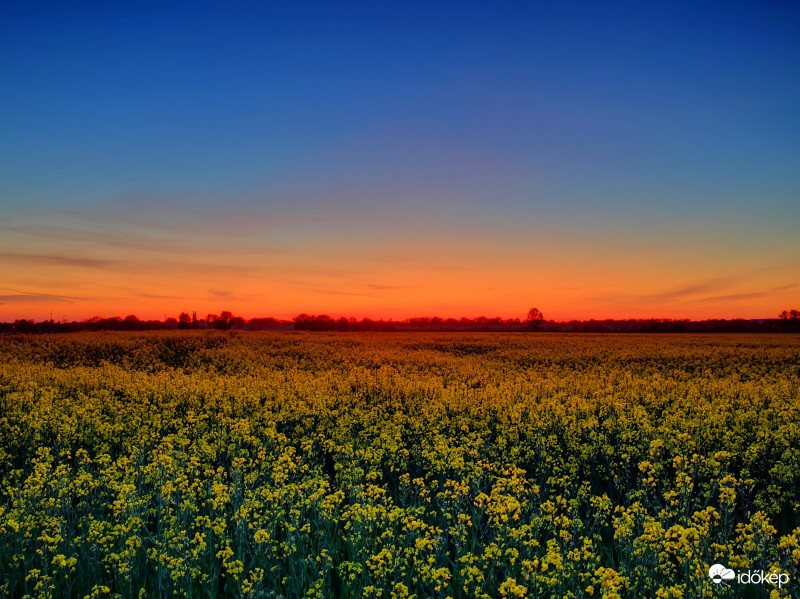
[0,331,798,598]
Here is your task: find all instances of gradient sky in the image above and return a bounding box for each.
[2,1,798,321]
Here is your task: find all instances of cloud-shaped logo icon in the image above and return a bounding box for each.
[709,564,735,585]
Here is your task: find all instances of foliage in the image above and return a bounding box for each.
[526,309,544,331]
[0,332,798,598]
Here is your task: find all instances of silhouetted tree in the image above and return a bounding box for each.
[124,315,141,330]
[293,314,337,330]
[178,312,192,330]
[13,319,34,333]
[779,309,800,332]
[208,310,235,330]
[526,307,544,330]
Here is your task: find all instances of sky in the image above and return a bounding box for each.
[1,0,798,322]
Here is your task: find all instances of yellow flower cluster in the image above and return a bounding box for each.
[0,331,798,597]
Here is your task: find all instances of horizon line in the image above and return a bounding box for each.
[3,311,795,325]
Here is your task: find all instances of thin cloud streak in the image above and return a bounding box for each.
[1,250,264,278]
[313,289,374,297]
[647,275,744,301]
[0,252,116,269]
[0,295,76,305]
[0,287,88,305]
[2,224,287,257]
[367,284,416,290]
[693,292,772,303]
[600,271,778,307]
[6,201,431,241]
[136,292,190,300]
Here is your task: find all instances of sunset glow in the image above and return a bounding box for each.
[2,2,798,322]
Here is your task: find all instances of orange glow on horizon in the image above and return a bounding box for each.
[1,211,797,323]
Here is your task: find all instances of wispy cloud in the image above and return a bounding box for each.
[136,292,190,300]
[648,275,742,301]
[588,272,774,311]
[0,295,71,305]
[0,252,116,269]
[313,289,373,297]
[0,288,87,304]
[202,289,257,302]
[1,222,286,257]
[367,283,415,290]
[648,274,797,305]
[693,292,772,303]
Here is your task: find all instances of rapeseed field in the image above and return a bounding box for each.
[0,332,798,598]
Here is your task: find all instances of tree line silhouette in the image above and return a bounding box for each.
[2,308,798,333]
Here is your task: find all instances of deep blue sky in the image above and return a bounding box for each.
[1,1,798,319]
